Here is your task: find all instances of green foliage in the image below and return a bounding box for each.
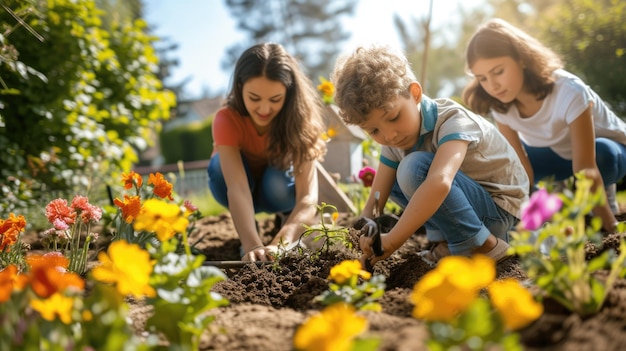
[539,0,626,114]
[0,0,175,218]
[510,173,626,316]
[160,118,214,164]
[147,238,229,350]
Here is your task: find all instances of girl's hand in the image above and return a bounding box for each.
[242,245,275,262]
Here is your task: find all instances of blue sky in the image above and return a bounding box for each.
[144,0,484,98]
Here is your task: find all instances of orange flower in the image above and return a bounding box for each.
[0,265,21,302]
[148,172,174,200]
[121,171,143,190]
[27,253,85,298]
[114,195,142,223]
[0,213,27,251]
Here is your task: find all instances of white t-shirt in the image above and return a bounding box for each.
[491,69,626,159]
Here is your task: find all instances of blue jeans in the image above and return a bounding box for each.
[207,153,295,213]
[524,138,626,185]
[389,151,518,255]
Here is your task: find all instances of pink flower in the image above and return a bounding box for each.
[358,167,376,187]
[521,188,562,230]
[184,200,198,212]
[70,195,102,224]
[45,199,76,227]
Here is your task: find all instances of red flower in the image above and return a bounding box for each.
[358,167,376,187]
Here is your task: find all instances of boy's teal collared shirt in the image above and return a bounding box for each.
[412,95,438,152]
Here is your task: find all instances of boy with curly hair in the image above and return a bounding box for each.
[331,45,529,266]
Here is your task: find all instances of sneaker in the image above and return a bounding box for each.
[418,242,450,266]
[606,183,619,214]
[483,238,511,263]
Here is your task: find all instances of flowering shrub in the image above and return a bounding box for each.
[113,171,192,247]
[315,259,386,311]
[293,302,379,351]
[509,172,626,316]
[317,76,335,105]
[411,255,543,350]
[0,171,228,350]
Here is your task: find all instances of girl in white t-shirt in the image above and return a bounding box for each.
[463,18,626,233]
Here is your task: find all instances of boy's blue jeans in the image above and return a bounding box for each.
[389,151,518,255]
[523,138,626,186]
[207,153,295,214]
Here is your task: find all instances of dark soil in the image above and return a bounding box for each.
[120,210,626,351]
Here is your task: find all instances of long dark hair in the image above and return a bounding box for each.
[225,43,326,170]
[462,18,563,115]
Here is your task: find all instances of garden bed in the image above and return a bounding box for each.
[121,211,626,351]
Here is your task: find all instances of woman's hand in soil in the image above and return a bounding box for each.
[242,245,274,262]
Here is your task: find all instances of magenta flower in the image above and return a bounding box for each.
[520,188,562,230]
[358,167,376,187]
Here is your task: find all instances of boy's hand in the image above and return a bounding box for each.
[354,217,387,272]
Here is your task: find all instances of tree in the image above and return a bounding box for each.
[539,0,626,115]
[223,0,357,80]
[394,4,489,98]
[0,0,175,217]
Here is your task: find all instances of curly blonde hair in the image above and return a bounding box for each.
[226,43,326,171]
[462,18,563,116]
[331,45,416,125]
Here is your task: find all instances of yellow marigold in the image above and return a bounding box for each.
[114,195,141,223]
[411,255,495,322]
[91,240,156,299]
[293,303,367,351]
[328,260,371,285]
[317,77,335,97]
[134,199,189,241]
[488,278,543,330]
[148,172,174,200]
[30,292,75,324]
[121,171,143,190]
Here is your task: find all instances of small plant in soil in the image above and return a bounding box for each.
[300,202,353,256]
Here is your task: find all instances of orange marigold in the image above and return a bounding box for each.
[27,253,84,298]
[121,171,143,190]
[0,213,27,251]
[149,172,174,200]
[114,195,142,223]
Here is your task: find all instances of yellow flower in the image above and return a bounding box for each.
[328,260,371,285]
[30,292,75,324]
[411,255,495,322]
[317,77,335,97]
[134,199,189,241]
[488,278,543,330]
[91,240,156,298]
[326,127,336,138]
[293,303,367,351]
